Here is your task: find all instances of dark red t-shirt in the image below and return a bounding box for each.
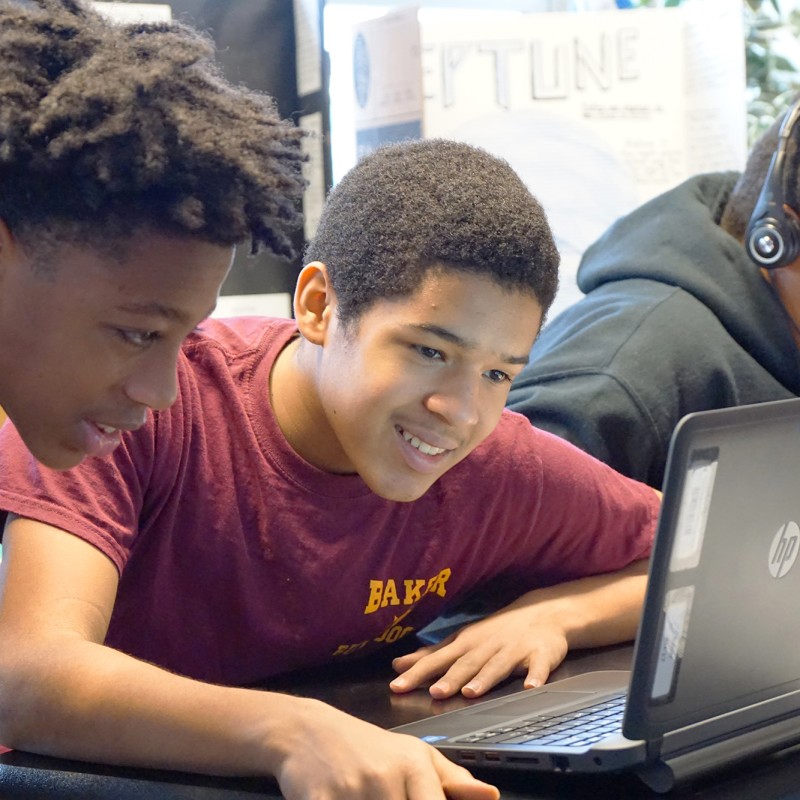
[0,317,658,685]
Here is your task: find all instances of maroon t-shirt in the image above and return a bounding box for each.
[0,317,658,686]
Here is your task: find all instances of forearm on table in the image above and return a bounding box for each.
[501,558,650,649]
[0,634,314,778]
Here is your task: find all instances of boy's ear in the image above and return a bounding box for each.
[294,261,335,345]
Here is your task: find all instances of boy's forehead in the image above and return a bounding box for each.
[349,272,543,350]
[412,270,542,315]
[392,266,540,303]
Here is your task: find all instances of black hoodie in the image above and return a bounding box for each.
[507,172,800,488]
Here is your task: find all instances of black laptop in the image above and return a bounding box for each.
[393,398,800,792]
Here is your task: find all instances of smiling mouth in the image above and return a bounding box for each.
[397,426,448,456]
[92,416,146,435]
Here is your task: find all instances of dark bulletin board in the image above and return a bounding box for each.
[145,0,319,300]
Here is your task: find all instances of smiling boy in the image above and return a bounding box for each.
[272,267,539,503]
[0,139,659,800]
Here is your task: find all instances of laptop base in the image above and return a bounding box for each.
[639,712,800,793]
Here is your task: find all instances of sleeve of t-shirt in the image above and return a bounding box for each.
[498,412,659,589]
[0,417,158,574]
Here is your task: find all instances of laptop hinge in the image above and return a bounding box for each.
[636,715,800,794]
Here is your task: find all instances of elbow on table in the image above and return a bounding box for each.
[0,637,69,752]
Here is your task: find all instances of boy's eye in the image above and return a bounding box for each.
[415,345,443,361]
[484,369,511,385]
[116,328,162,348]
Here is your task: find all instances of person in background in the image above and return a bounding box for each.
[0,0,304,470]
[0,138,660,800]
[507,102,800,488]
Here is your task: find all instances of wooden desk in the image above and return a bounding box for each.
[2,643,800,799]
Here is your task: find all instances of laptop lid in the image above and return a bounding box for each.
[624,397,800,747]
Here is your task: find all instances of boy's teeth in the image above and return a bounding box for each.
[401,428,445,456]
[97,424,117,434]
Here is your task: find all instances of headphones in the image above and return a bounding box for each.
[746,99,800,270]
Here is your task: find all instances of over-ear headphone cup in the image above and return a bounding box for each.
[747,217,794,268]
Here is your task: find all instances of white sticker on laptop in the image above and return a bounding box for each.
[669,448,719,572]
[651,585,695,703]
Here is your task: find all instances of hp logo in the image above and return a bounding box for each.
[768,521,800,578]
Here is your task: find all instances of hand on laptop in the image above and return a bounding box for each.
[389,558,650,699]
[274,699,499,800]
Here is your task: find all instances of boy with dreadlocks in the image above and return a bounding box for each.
[0,0,305,469]
[0,137,659,799]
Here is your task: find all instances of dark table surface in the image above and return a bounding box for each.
[3,642,800,799]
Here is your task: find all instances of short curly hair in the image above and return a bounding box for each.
[0,0,306,259]
[721,98,800,243]
[305,138,559,326]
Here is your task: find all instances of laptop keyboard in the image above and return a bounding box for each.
[453,692,626,749]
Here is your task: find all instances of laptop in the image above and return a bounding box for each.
[393,398,800,792]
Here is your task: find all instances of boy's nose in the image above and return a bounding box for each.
[425,374,480,428]
[121,352,179,411]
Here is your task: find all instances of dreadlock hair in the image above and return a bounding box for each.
[305,138,559,328]
[721,99,800,242]
[0,0,306,260]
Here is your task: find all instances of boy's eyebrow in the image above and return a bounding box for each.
[116,302,216,326]
[410,323,530,365]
